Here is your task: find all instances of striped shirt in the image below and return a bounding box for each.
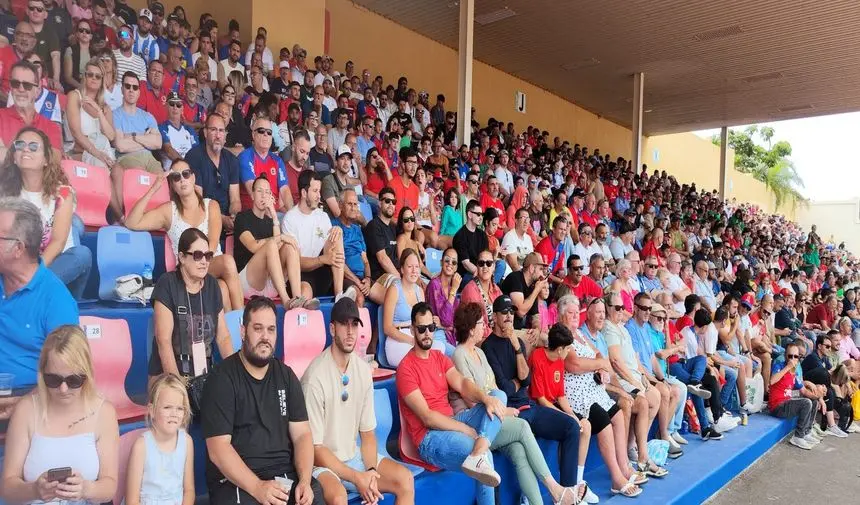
[113,49,147,82]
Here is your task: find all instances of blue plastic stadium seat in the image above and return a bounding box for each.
[96,226,155,301]
[425,248,442,276]
[225,309,244,352]
[377,307,391,369]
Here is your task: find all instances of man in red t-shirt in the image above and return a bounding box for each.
[768,343,817,449]
[138,60,168,124]
[807,295,837,331]
[0,60,61,158]
[389,148,420,220]
[536,215,570,284]
[479,175,505,238]
[396,302,506,491]
[562,254,602,306]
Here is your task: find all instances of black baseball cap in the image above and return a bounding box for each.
[493,295,514,313]
[331,298,363,325]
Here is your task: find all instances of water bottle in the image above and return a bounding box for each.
[142,263,153,288]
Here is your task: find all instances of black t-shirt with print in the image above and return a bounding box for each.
[201,353,308,486]
[148,271,223,375]
[233,210,274,273]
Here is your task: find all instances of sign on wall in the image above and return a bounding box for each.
[515,91,527,114]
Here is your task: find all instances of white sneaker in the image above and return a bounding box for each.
[335,286,358,302]
[789,435,813,450]
[687,383,712,399]
[671,432,689,445]
[849,422,860,434]
[813,424,826,437]
[741,402,756,413]
[802,433,820,445]
[461,453,501,487]
[826,425,849,438]
[715,415,738,433]
[664,436,681,451]
[582,482,599,504]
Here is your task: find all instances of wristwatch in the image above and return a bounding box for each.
[514,346,523,355]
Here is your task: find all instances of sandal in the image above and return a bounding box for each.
[639,461,668,478]
[287,297,305,310]
[302,297,321,310]
[629,471,649,486]
[611,482,642,498]
[553,486,582,505]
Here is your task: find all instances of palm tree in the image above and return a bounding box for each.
[761,159,807,212]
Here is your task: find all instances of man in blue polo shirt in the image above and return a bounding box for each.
[187,114,241,232]
[0,198,78,418]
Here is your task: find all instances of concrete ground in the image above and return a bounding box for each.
[706,429,860,504]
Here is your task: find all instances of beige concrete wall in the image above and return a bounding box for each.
[797,200,860,252]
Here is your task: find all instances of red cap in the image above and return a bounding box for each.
[780,288,793,297]
[433,170,443,179]
[741,293,755,308]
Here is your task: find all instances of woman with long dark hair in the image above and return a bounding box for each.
[125,160,243,311]
[0,127,92,300]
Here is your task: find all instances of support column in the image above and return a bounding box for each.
[456,0,474,149]
[631,72,644,174]
[719,126,728,198]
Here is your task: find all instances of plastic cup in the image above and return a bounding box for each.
[0,373,14,396]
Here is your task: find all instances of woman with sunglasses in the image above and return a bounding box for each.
[125,160,244,311]
[450,303,586,505]
[149,227,233,387]
[396,207,431,279]
[382,248,451,367]
[0,127,93,300]
[1,325,119,505]
[66,56,116,170]
[62,19,94,90]
[362,146,392,204]
[461,250,503,340]
[426,247,462,345]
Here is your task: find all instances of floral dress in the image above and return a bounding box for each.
[564,333,615,418]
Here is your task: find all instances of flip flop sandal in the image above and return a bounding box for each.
[553,486,582,505]
[611,482,642,498]
[630,472,649,486]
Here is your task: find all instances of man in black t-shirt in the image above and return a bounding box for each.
[202,297,324,505]
[363,186,399,282]
[26,0,61,89]
[233,176,320,310]
[453,199,489,282]
[500,253,549,330]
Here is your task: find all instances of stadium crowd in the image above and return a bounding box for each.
[0,1,860,505]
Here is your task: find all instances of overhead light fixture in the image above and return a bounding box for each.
[561,57,601,71]
[738,71,784,84]
[475,7,516,25]
[692,24,744,42]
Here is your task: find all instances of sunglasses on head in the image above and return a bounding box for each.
[415,323,437,334]
[167,169,193,183]
[182,250,215,262]
[9,79,36,91]
[13,140,40,153]
[476,259,494,268]
[43,373,86,389]
[123,82,140,91]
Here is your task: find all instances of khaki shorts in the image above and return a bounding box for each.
[116,151,163,173]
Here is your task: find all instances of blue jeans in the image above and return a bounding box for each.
[666,375,686,433]
[418,390,505,505]
[48,215,92,300]
[720,365,738,410]
[669,356,710,430]
[518,403,580,486]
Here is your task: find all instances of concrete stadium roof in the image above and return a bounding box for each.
[353,0,860,135]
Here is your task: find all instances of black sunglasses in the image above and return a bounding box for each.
[254,127,273,136]
[476,259,494,268]
[611,304,625,312]
[167,169,193,183]
[182,250,215,262]
[9,79,36,91]
[469,210,484,217]
[570,265,583,271]
[415,323,437,334]
[635,304,652,312]
[168,101,183,108]
[496,308,514,315]
[401,216,415,223]
[43,373,86,389]
[381,198,396,205]
[786,354,800,360]
[123,82,140,91]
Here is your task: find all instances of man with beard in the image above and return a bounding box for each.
[364,187,400,283]
[282,170,355,302]
[302,298,415,505]
[202,296,324,505]
[397,302,507,505]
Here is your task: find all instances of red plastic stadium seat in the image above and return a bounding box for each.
[114,428,146,505]
[61,160,110,227]
[282,308,326,379]
[79,316,147,422]
[355,307,394,381]
[123,168,169,218]
[398,409,440,471]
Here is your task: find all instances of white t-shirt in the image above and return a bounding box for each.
[703,323,719,354]
[494,166,514,195]
[314,72,333,87]
[244,47,274,73]
[191,53,218,83]
[609,237,633,260]
[103,82,123,111]
[680,326,700,359]
[667,273,687,315]
[502,229,533,256]
[573,241,603,275]
[282,206,331,257]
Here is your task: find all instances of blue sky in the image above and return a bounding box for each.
[693,112,860,203]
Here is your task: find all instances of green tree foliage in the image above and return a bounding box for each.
[712,125,806,211]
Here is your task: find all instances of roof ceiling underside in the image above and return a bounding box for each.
[352,0,860,135]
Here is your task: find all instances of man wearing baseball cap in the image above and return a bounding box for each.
[159,91,197,170]
[302,297,416,505]
[321,145,357,220]
[500,252,549,330]
[132,8,159,64]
